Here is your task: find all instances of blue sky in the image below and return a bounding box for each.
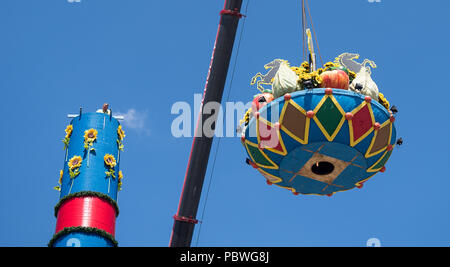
[0,0,449,247]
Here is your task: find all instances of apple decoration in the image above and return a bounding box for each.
[320,67,350,90]
[251,91,274,117]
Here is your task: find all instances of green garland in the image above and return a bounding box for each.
[54,191,120,218]
[48,226,118,247]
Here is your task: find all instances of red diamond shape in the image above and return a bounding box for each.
[258,120,284,153]
[351,105,373,142]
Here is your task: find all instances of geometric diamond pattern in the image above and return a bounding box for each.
[367,149,393,172]
[280,100,309,144]
[257,119,287,156]
[349,102,375,146]
[242,87,396,197]
[365,120,392,158]
[297,152,350,184]
[313,95,346,141]
[245,141,278,169]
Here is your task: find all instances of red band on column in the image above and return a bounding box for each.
[55,196,116,236]
[220,9,244,18]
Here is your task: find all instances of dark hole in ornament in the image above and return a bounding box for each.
[311,161,334,175]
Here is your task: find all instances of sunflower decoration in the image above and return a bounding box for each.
[62,125,73,150]
[104,154,117,193]
[378,92,390,110]
[68,156,82,178]
[68,155,82,194]
[54,169,64,192]
[291,61,359,90]
[104,154,117,169]
[116,125,125,152]
[83,128,98,166]
[291,61,311,75]
[118,170,124,191]
[84,128,98,150]
[291,61,322,89]
[239,108,252,127]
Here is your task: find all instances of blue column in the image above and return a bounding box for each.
[49,113,124,247]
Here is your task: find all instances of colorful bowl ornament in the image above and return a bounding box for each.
[241,53,397,196]
[50,112,125,247]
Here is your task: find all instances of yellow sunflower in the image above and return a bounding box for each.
[378,92,390,110]
[324,62,337,70]
[64,125,73,139]
[118,170,123,191]
[54,169,64,192]
[117,125,125,140]
[62,125,73,150]
[84,128,98,143]
[104,154,117,168]
[68,156,82,170]
[58,169,63,185]
[348,70,356,79]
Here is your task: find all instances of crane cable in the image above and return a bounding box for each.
[301,0,307,62]
[195,0,320,246]
[194,0,250,247]
[301,0,323,67]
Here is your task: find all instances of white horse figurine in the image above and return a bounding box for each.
[335,53,379,100]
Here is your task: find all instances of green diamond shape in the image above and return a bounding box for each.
[246,144,276,168]
[315,97,344,137]
[370,150,392,171]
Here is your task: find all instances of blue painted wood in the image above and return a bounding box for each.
[52,232,115,247]
[60,113,121,201]
[53,113,122,247]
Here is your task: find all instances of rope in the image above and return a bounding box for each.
[300,0,323,67]
[194,0,250,247]
[305,0,323,67]
[301,0,307,62]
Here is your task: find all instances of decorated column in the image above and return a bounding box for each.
[49,110,125,247]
